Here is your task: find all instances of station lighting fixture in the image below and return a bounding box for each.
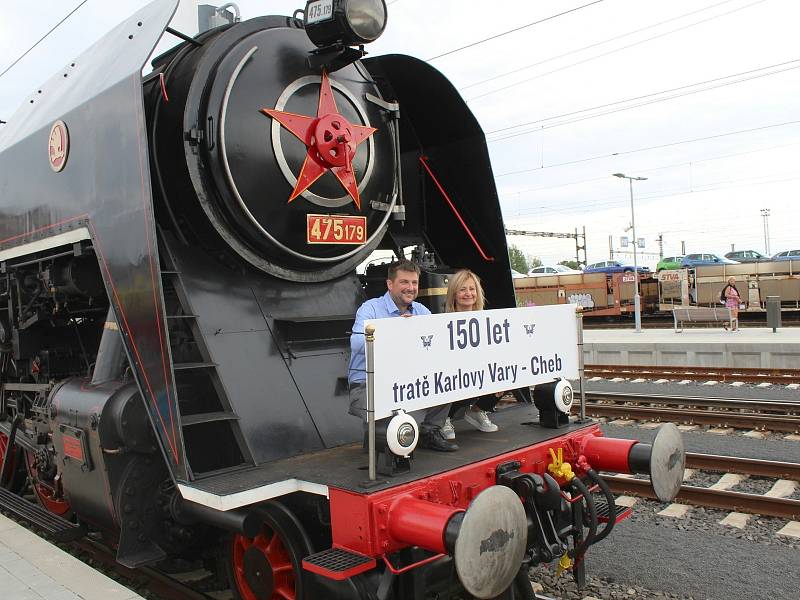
[613,173,648,333]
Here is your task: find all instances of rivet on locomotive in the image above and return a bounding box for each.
[0,1,685,599]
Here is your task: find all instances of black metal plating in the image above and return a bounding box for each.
[628,442,652,474]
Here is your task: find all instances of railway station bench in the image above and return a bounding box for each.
[673,306,732,332]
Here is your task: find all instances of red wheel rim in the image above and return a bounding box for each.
[232,525,297,600]
[25,450,70,516]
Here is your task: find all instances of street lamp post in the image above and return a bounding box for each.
[760,208,771,255]
[613,173,648,333]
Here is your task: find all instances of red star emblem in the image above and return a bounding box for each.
[260,71,377,210]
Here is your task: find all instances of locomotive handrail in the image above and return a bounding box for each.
[381,551,446,575]
[418,156,494,262]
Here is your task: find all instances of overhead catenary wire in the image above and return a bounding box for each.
[460,0,740,91]
[495,120,800,177]
[498,140,800,197]
[484,59,800,139]
[467,0,769,102]
[0,0,90,80]
[505,171,800,219]
[426,0,603,61]
[488,65,800,142]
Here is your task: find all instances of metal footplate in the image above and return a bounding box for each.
[594,499,632,524]
[0,487,85,542]
[302,547,376,580]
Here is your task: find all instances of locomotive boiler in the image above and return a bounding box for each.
[0,1,685,599]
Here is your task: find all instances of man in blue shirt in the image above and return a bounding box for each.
[348,259,456,451]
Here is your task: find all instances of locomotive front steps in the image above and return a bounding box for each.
[302,547,377,580]
[172,361,217,371]
[157,230,253,476]
[594,499,632,524]
[0,486,85,542]
[180,411,239,426]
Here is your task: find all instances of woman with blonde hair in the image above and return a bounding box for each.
[441,269,500,440]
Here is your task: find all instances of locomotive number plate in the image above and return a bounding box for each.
[306,0,334,24]
[307,215,367,245]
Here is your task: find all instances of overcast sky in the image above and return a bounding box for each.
[1,0,798,268]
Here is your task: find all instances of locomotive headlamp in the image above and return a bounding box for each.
[384,410,418,457]
[554,378,573,413]
[533,378,573,428]
[373,411,418,476]
[303,0,388,48]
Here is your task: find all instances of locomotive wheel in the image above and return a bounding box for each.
[0,430,26,492]
[24,449,71,516]
[226,501,313,600]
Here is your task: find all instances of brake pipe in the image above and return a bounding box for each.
[567,476,597,564]
[585,468,617,545]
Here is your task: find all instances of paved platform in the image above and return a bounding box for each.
[583,327,800,368]
[0,514,143,600]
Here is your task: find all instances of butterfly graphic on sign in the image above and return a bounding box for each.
[524,324,536,336]
[420,335,433,349]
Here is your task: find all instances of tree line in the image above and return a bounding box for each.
[508,244,579,273]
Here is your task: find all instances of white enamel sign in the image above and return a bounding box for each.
[367,304,579,420]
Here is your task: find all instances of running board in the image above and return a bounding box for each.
[0,487,85,542]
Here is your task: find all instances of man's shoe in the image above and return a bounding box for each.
[420,428,459,452]
[464,409,499,433]
[442,417,456,440]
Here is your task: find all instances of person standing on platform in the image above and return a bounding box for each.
[347,259,457,451]
[440,269,502,441]
[722,276,741,332]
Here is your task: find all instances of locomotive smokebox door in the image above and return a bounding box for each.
[150,16,398,281]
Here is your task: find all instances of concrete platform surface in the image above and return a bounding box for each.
[584,327,800,344]
[0,514,143,600]
[583,327,800,368]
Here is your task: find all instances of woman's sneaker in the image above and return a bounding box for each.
[442,417,456,440]
[464,410,498,433]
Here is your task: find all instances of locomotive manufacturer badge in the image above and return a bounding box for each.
[260,71,376,209]
[48,120,69,172]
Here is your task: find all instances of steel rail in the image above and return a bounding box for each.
[586,391,800,414]
[584,403,800,432]
[604,476,800,520]
[686,453,800,480]
[585,364,800,384]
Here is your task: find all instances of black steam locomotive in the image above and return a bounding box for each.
[0,1,684,599]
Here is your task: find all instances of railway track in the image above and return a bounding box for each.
[585,364,800,385]
[604,453,800,520]
[580,391,800,432]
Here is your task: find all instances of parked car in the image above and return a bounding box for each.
[656,256,684,272]
[681,253,738,267]
[725,250,768,263]
[527,264,582,276]
[584,260,650,274]
[511,269,527,279]
[770,250,800,261]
